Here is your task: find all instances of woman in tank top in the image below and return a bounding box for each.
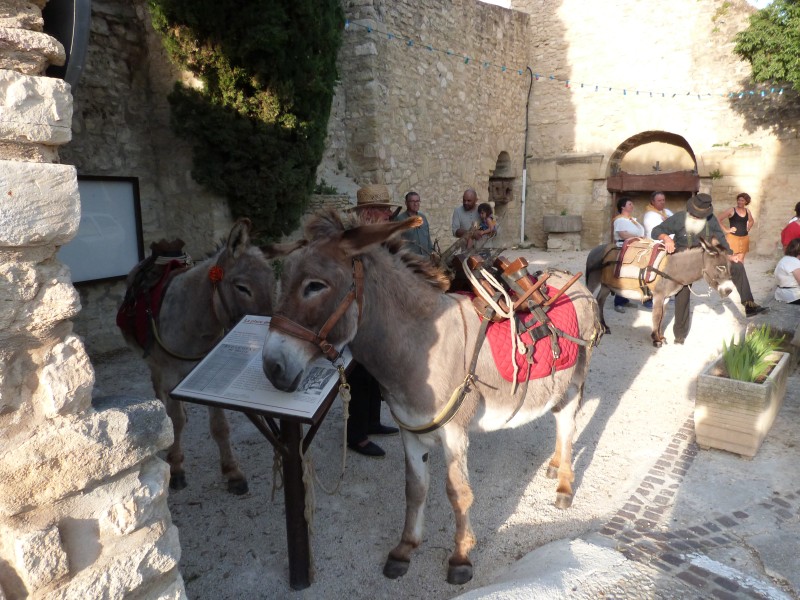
[716,192,755,262]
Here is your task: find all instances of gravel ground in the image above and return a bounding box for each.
[91,248,782,600]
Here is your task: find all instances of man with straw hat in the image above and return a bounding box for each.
[652,193,767,344]
[344,184,401,457]
[349,184,402,223]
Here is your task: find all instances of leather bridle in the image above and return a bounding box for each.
[269,258,364,362]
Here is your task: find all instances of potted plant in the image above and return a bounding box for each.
[695,325,791,457]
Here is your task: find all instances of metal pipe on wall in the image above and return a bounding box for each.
[521,67,534,245]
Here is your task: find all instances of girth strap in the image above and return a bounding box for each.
[394,301,490,434]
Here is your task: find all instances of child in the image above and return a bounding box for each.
[467,203,497,249]
[477,202,497,236]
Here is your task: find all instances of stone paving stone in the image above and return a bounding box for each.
[585,415,796,599]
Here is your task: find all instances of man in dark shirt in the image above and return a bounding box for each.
[394,191,433,257]
[651,193,767,344]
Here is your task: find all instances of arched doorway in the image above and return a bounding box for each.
[605,131,700,232]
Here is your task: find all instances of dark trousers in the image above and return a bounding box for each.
[672,261,754,340]
[346,363,383,445]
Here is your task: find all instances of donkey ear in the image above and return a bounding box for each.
[261,239,307,258]
[339,217,422,256]
[227,218,252,258]
[698,235,721,255]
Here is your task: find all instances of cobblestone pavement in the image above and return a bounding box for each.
[593,418,798,599]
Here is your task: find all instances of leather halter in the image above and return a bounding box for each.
[269,259,364,362]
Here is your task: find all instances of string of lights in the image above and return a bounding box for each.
[345,19,785,101]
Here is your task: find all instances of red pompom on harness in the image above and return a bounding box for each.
[208,265,224,284]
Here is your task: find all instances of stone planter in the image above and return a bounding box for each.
[542,215,582,233]
[694,351,791,457]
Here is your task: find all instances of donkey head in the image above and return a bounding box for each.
[262,210,422,391]
[209,219,277,328]
[698,236,735,298]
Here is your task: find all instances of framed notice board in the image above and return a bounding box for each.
[57,176,144,283]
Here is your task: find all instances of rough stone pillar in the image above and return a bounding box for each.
[0,5,185,599]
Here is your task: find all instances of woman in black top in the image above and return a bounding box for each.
[717,192,755,262]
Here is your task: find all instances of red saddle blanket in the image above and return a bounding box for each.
[473,285,579,382]
[116,259,186,351]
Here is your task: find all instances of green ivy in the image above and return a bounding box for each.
[148,0,344,242]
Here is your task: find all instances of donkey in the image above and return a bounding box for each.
[260,210,603,584]
[119,218,286,494]
[585,236,735,347]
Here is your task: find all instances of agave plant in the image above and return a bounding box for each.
[721,325,785,383]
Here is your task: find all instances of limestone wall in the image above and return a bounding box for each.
[509,0,800,251]
[0,3,185,598]
[336,0,531,249]
[330,0,800,255]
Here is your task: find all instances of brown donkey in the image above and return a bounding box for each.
[585,236,735,347]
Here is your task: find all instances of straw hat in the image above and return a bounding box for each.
[686,193,713,219]
[350,184,401,212]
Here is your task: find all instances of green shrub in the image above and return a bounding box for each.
[148,0,343,243]
[721,325,784,383]
[314,179,339,195]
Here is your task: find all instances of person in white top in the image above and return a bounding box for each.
[643,191,674,239]
[774,238,800,304]
[613,196,644,246]
[611,196,645,312]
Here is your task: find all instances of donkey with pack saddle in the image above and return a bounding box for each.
[260,209,603,584]
[585,236,735,347]
[117,218,296,494]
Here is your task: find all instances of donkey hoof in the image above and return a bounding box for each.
[602,324,611,334]
[652,339,663,348]
[447,562,473,585]
[546,465,559,479]
[554,492,573,510]
[383,557,410,579]
[227,477,249,495]
[169,473,187,491]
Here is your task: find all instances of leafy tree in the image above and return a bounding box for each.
[148,0,343,241]
[734,0,800,91]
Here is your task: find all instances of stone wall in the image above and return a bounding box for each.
[0,2,185,598]
[336,0,531,249]
[509,0,800,251]
[330,0,800,255]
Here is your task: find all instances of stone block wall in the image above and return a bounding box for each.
[335,0,531,249]
[507,0,800,251]
[0,3,186,598]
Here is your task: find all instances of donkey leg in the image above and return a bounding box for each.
[442,428,476,585]
[547,381,582,509]
[384,433,431,579]
[650,297,667,347]
[163,396,188,490]
[596,287,611,334]
[208,407,248,495]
